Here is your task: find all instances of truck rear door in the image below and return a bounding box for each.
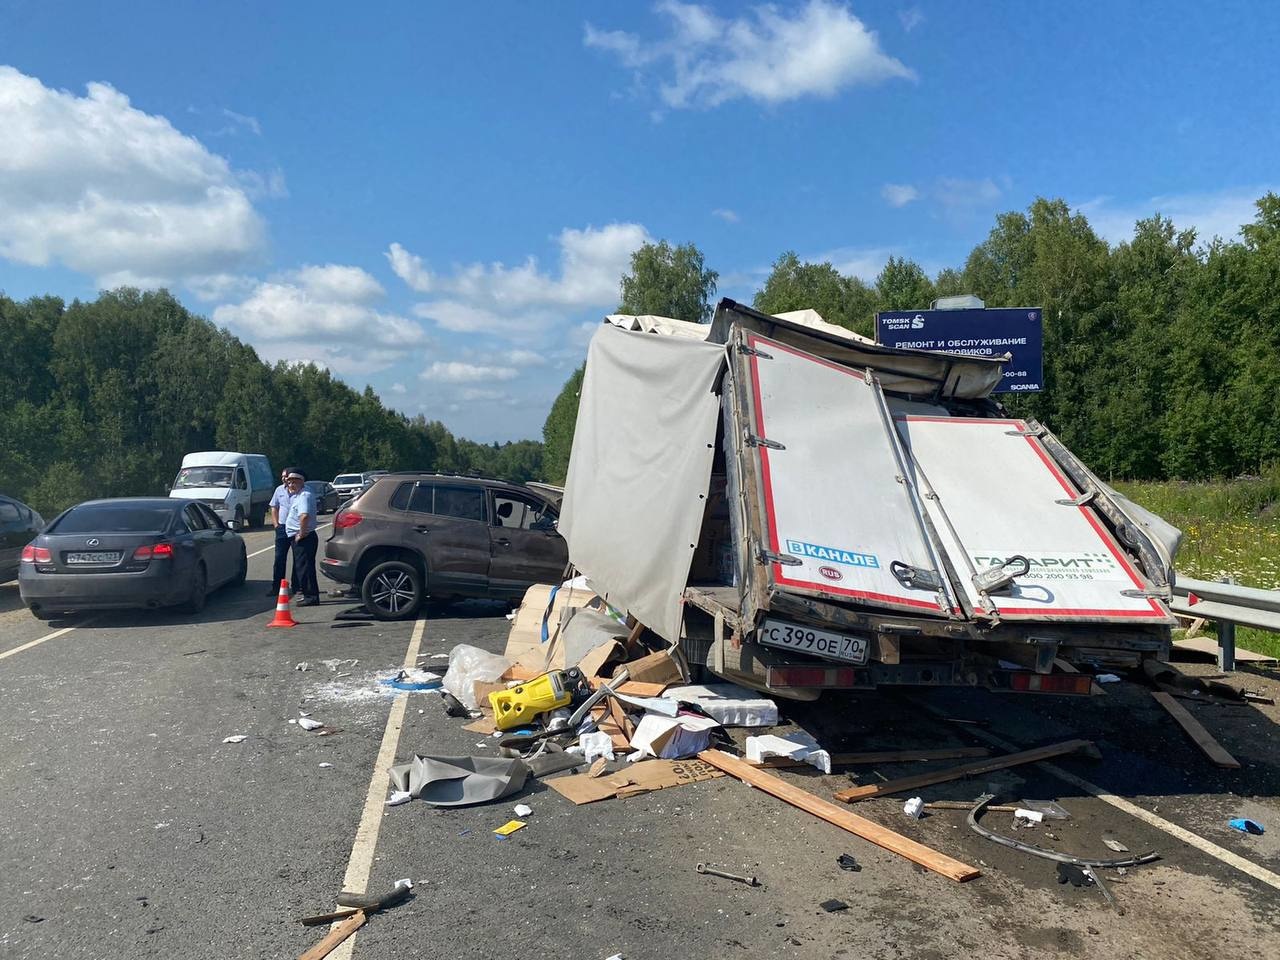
[738,332,960,617]
[895,416,1173,623]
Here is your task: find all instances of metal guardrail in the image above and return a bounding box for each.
[1169,573,1280,670]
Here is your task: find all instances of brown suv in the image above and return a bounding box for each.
[321,473,567,620]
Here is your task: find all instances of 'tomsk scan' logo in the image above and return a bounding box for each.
[882,314,926,331]
[785,539,880,569]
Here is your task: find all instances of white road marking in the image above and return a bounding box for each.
[327,615,427,960]
[0,522,330,661]
[247,521,332,559]
[0,622,94,662]
[1039,759,1280,892]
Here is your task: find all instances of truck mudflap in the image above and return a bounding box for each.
[737,331,1174,628]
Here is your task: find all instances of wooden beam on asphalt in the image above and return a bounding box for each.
[751,747,992,768]
[698,749,980,883]
[832,739,1096,803]
[1150,691,1242,769]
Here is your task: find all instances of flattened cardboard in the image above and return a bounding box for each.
[623,648,687,686]
[547,758,724,805]
[504,583,601,671]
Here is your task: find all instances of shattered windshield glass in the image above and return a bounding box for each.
[173,466,234,489]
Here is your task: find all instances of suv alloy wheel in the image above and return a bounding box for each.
[361,559,423,620]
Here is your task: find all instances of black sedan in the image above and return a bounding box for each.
[1,493,45,582]
[305,481,340,514]
[18,498,247,620]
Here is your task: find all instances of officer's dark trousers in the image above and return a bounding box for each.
[292,531,319,600]
[272,527,293,592]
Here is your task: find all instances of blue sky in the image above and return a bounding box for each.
[2,1,1278,442]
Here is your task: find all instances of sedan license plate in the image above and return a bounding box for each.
[66,552,123,564]
[759,619,869,665]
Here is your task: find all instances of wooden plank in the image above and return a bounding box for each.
[832,739,1095,803]
[753,747,992,768]
[1150,691,1242,769]
[298,909,366,960]
[698,749,980,883]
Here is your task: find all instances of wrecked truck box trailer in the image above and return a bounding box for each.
[560,299,1178,699]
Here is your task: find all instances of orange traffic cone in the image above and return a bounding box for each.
[268,579,298,628]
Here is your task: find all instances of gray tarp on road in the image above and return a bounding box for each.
[559,323,727,643]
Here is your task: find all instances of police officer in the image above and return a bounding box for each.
[267,467,297,596]
[284,470,320,606]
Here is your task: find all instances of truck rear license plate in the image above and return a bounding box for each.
[759,619,869,665]
[66,552,122,564]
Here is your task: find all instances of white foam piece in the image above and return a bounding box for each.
[664,683,779,727]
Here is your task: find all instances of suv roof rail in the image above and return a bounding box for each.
[376,471,548,489]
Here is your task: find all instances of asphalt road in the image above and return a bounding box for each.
[1,530,1279,959]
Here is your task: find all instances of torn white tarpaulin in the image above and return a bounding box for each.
[559,323,727,644]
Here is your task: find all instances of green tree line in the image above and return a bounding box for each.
[543,193,1280,484]
[0,289,543,516]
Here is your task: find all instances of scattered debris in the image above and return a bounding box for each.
[664,683,779,726]
[321,658,360,672]
[588,758,610,778]
[696,862,758,886]
[1095,673,1122,683]
[698,750,980,882]
[493,819,526,838]
[23,915,44,923]
[1103,838,1129,853]
[388,755,529,807]
[318,762,333,768]
[579,731,616,765]
[902,797,925,819]
[820,899,849,912]
[1150,691,1242,769]
[1228,818,1265,835]
[1014,808,1045,825]
[295,662,309,672]
[834,739,1098,803]
[381,668,443,691]
[967,795,1158,870]
[297,718,324,731]
[513,803,532,817]
[385,791,413,807]
[745,732,831,773]
[441,692,470,718]
[1057,863,1092,887]
[441,644,513,710]
[221,735,247,744]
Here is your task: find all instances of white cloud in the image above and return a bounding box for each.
[881,183,919,207]
[424,361,519,383]
[386,242,433,293]
[218,108,261,136]
[503,349,548,367]
[388,382,407,395]
[212,263,428,377]
[1076,187,1276,246]
[712,207,740,223]
[291,263,384,303]
[899,8,925,31]
[935,176,1003,211]
[394,222,650,335]
[585,0,914,109]
[815,245,898,282]
[459,387,512,403]
[0,66,267,286]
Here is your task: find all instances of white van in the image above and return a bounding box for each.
[170,452,275,530]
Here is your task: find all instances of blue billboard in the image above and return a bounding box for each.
[875,307,1043,393]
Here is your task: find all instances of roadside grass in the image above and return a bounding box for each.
[1115,466,1280,660]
